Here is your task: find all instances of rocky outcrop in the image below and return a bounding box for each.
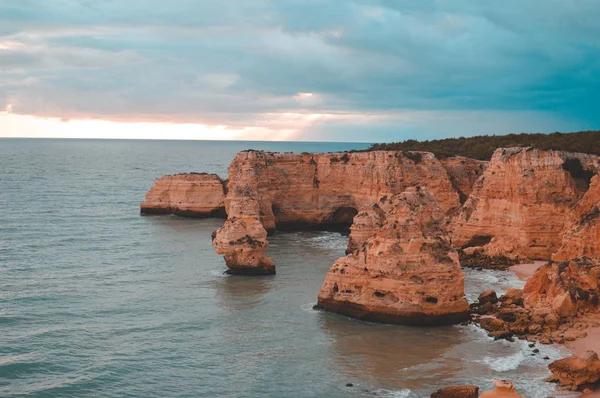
[524,258,600,316]
[141,173,226,217]
[554,174,600,261]
[472,258,600,343]
[430,385,479,398]
[315,187,470,326]
[547,350,600,391]
[440,156,488,203]
[451,148,600,262]
[214,150,466,273]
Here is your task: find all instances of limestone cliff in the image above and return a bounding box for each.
[440,156,488,203]
[553,174,600,261]
[141,173,226,217]
[315,187,470,326]
[451,148,600,261]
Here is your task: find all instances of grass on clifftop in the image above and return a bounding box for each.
[368,131,600,161]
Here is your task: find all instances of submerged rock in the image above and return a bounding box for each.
[315,187,470,326]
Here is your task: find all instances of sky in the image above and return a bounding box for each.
[1,0,599,142]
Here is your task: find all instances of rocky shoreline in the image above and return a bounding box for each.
[141,146,600,394]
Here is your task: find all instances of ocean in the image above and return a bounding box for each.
[0,139,576,397]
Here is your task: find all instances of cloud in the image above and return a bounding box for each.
[1,0,599,140]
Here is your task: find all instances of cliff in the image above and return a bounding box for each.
[214,150,466,273]
[315,187,470,326]
[440,156,488,203]
[141,173,227,217]
[451,148,600,262]
[553,174,600,261]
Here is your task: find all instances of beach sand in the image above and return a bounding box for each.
[509,261,546,281]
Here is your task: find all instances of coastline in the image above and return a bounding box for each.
[509,262,600,397]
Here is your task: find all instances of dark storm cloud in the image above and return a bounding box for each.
[1,0,599,139]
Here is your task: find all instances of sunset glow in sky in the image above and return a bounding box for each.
[1,1,599,141]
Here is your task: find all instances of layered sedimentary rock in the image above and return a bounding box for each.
[214,150,465,273]
[440,156,488,203]
[451,148,600,262]
[554,174,600,261]
[315,187,470,326]
[141,173,226,217]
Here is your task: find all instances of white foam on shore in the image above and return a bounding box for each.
[479,351,525,372]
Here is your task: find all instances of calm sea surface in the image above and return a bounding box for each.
[0,139,575,397]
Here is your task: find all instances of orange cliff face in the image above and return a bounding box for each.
[141,173,227,217]
[315,187,470,326]
[553,174,600,261]
[451,148,600,262]
[440,156,488,203]
[212,150,467,274]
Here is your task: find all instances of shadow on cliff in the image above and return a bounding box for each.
[317,313,463,390]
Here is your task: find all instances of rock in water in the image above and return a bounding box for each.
[479,380,524,397]
[212,198,275,275]
[140,173,227,217]
[547,351,600,391]
[430,385,479,398]
[315,187,470,326]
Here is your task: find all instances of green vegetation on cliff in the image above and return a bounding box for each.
[368,131,600,160]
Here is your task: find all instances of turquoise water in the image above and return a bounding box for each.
[0,139,572,397]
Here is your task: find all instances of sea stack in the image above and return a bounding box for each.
[140,173,227,217]
[315,187,470,326]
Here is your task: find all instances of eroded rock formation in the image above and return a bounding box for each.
[141,173,227,217]
[213,150,466,273]
[315,187,470,326]
[211,198,275,275]
[451,148,600,263]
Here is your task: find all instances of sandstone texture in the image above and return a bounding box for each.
[430,385,479,398]
[315,187,470,326]
[141,173,226,217]
[440,156,488,203]
[547,350,600,391]
[554,174,600,261]
[213,150,467,274]
[451,148,600,263]
[211,198,275,275]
